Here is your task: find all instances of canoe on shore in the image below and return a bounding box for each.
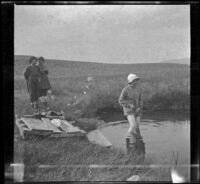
[15,117,86,139]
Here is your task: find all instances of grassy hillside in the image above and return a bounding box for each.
[13,55,189,181]
[160,58,190,65]
[15,55,190,78]
[15,55,190,118]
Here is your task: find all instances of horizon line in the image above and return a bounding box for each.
[14,54,190,65]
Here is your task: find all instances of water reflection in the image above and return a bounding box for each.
[126,137,145,163]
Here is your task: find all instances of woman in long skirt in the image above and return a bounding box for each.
[37,56,51,108]
[24,56,41,109]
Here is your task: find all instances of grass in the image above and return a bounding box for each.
[14,134,172,182]
[14,74,190,119]
[14,55,190,119]
[13,55,190,181]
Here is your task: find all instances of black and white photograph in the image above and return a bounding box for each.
[9,3,193,182]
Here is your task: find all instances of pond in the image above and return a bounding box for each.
[100,120,190,163]
[99,111,190,179]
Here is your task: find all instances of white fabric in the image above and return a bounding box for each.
[51,119,61,127]
[127,114,138,133]
[127,73,139,83]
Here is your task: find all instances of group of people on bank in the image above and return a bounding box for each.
[24,57,143,140]
[24,56,51,109]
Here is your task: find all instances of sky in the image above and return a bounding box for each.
[14,5,190,63]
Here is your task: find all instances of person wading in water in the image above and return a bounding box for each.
[119,74,143,143]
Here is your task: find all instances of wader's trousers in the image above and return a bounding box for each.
[127,114,142,139]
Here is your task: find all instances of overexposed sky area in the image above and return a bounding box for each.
[15,5,190,63]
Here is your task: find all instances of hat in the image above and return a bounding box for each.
[127,74,140,84]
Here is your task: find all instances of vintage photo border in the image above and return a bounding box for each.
[2,1,200,183]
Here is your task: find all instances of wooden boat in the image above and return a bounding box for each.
[15,116,86,139]
[15,114,112,148]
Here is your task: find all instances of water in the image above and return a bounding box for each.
[100,120,190,165]
[100,114,190,180]
[101,113,190,164]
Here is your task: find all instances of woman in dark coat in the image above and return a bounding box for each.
[24,56,41,109]
[37,57,51,107]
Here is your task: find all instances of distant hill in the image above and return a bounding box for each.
[15,55,190,65]
[160,58,190,65]
[15,55,190,79]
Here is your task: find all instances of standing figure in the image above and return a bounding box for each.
[119,74,143,143]
[24,56,41,109]
[37,57,51,108]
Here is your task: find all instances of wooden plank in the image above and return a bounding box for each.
[15,119,36,139]
[20,118,53,132]
[49,132,86,138]
[15,119,26,138]
[64,120,86,133]
[15,118,85,139]
[28,130,53,136]
[46,115,65,120]
[59,121,69,132]
[87,130,112,147]
[41,118,62,133]
[61,120,85,133]
[61,120,75,129]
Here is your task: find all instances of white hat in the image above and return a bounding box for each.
[127,74,140,84]
[87,76,93,82]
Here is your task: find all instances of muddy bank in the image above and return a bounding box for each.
[97,109,190,122]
